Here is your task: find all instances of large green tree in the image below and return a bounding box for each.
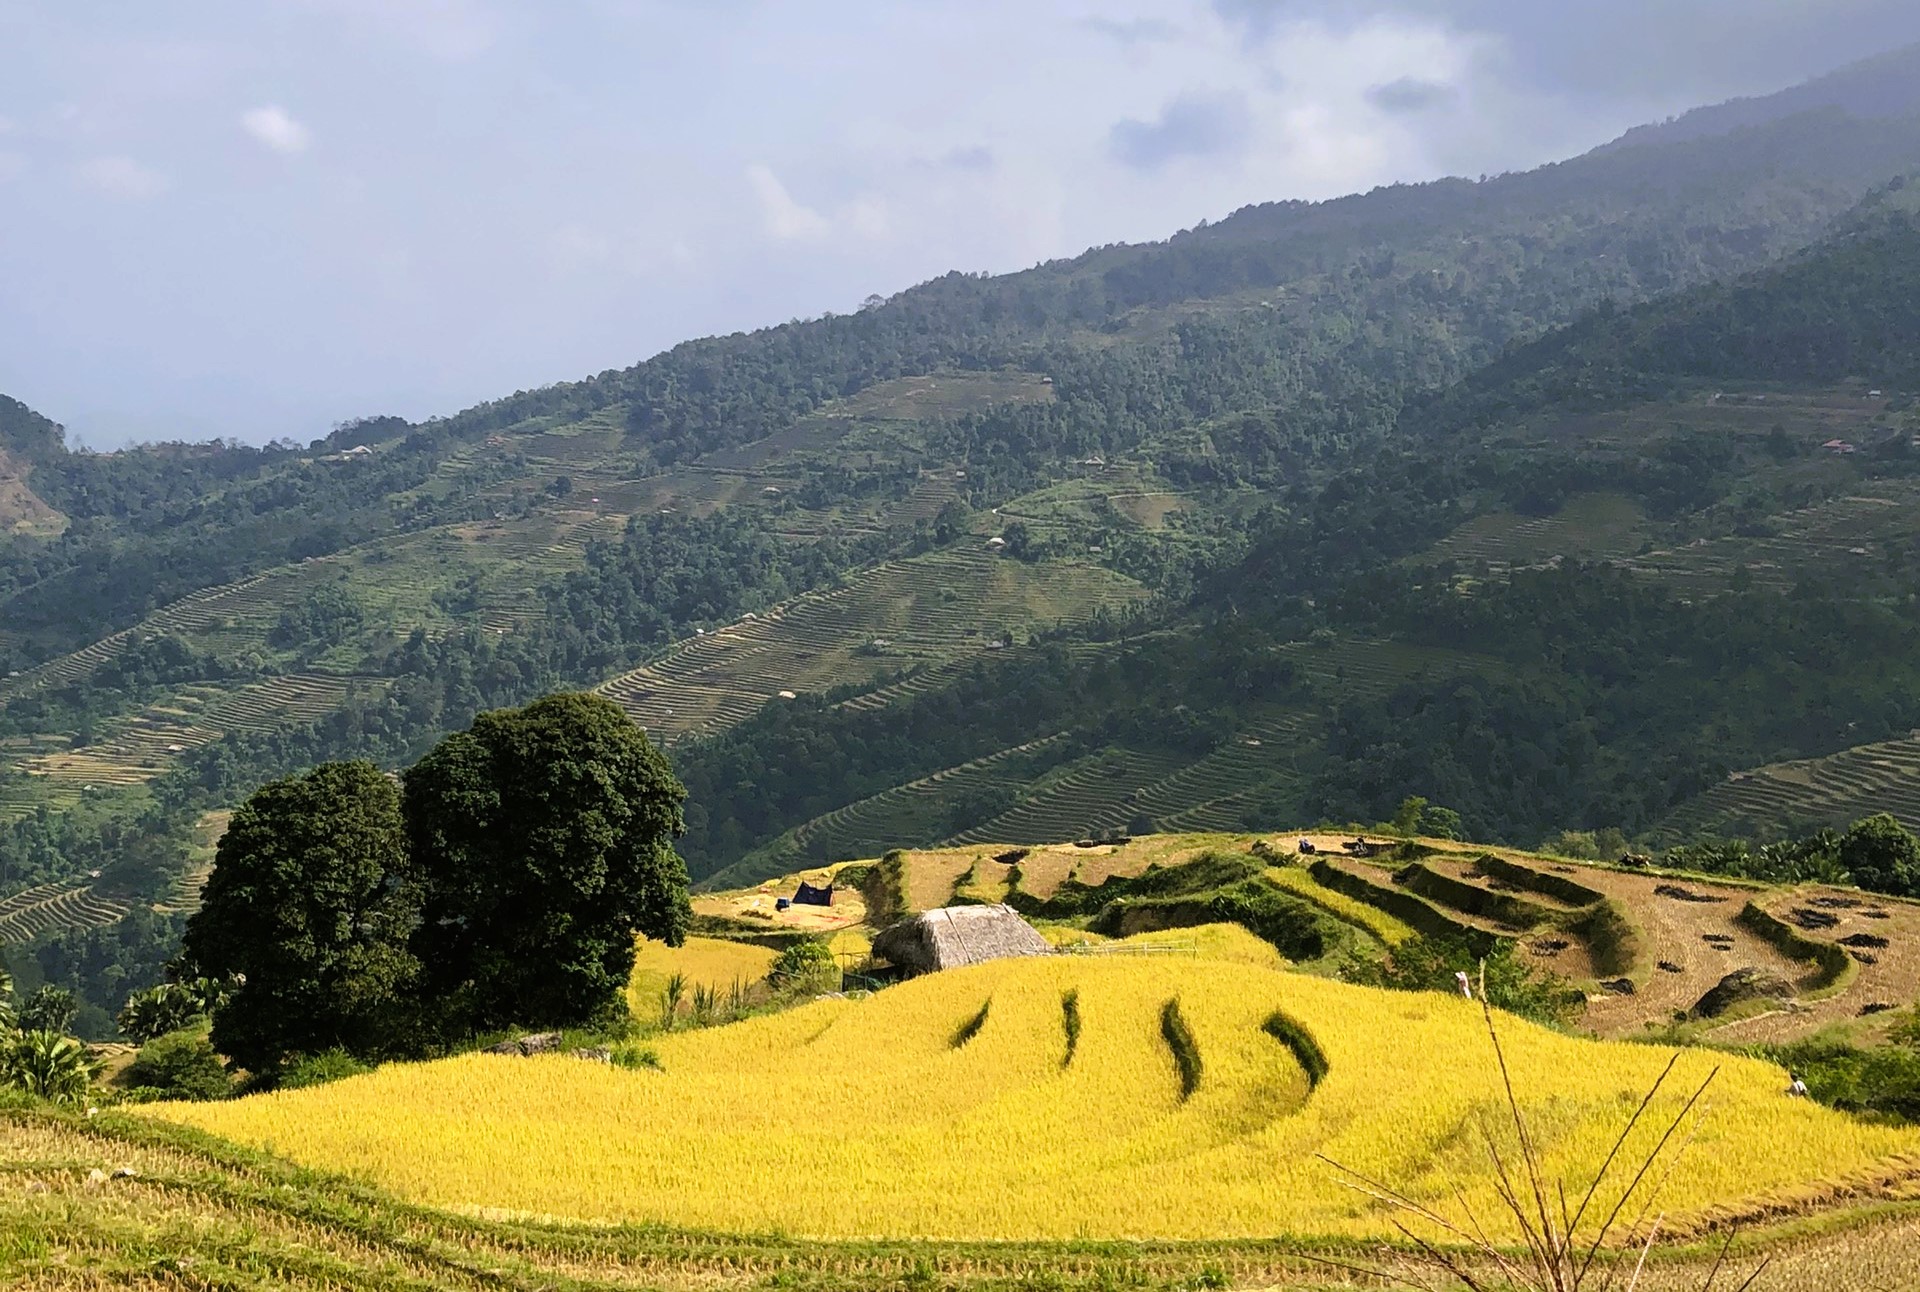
[181,761,418,1073]
[405,692,688,1034]
[1839,814,1920,898]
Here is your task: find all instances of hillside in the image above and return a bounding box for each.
[695,833,1920,1046]
[12,55,1920,1027]
[14,1098,1920,1291]
[10,828,1920,1285]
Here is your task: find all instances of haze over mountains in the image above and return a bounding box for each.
[6,43,1920,1029]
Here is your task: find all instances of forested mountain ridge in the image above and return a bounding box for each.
[8,90,1920,662]
[10,52,1920,1031]
[1408,195,1920,433]
[1602,40,1920,153]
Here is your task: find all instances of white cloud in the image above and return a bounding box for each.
[75,155,167,200]
[241,104,312,154]
[746,164,831,241]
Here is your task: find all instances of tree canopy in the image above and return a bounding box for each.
[405,691,689,1035]
[182,760,419,1072]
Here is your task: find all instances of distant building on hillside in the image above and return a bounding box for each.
[1822,439,1858,454]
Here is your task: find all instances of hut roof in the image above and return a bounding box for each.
[870,904,1052,974]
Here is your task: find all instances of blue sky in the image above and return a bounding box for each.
[3,1,1917,447]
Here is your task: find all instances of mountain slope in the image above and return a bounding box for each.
[13,60,1920,1023]
[1409,199,1920,433]
[1603,42,1920,153]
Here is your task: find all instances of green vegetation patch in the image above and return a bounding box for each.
[951,999,992,1049]
[1261,1011,1329,1090]
[1159,997,1202,1100]
[1395,861,1562,930]
[1735,901,1857,997]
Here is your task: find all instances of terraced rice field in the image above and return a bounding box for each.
[0,880,131,944]
[1624,485,1920,593]
[1262,865,1417,946]
[14,1105,1920,1292]
[149,954,1920,1241]
[1004,836,1240,901]
[1426,492,1649,570]
[1107,490,1190,529]
[20,675,375,789]
[725,735,1073,883]
[944,747,1193,845]
[1661,735,1920,839]
[625,936,780,1018]
[0,575,277,702]
[1274,637,1505,701]
[598,551,1145,744]
[1376,845,1874,1041]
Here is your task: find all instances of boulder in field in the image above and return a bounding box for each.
[1690,967,1794,1020]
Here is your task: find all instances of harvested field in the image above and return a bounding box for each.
[1556,867,1813,1038]
[692,864,868,932]
[1007,835,1237,901]
[1708,887,1920,1044]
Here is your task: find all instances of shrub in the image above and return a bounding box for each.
[119,983,208,1044]
[126,1030,230,1100]
[20,985,77,1036]
[278,1049,374,1091]
[1,1030,94,1105]
[1344,935,1577,1027]
[769,939,840,996]
[1766,1034,1920,1123]
[1839,813,1920,897]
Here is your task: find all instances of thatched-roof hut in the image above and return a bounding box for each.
[871,904,1052,974]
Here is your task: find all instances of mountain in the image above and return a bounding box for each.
[1602,42,1920,153]
[11,58,1920,1029]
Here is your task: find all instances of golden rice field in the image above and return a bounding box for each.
[149,956,1920,1242]
[1040,921,1287,968]
[1262,865,1417,945]
[624,936,777,1015]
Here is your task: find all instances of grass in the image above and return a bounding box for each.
[145,956,1920,1242]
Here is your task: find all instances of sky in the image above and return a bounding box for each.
[3,2,1918,448]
